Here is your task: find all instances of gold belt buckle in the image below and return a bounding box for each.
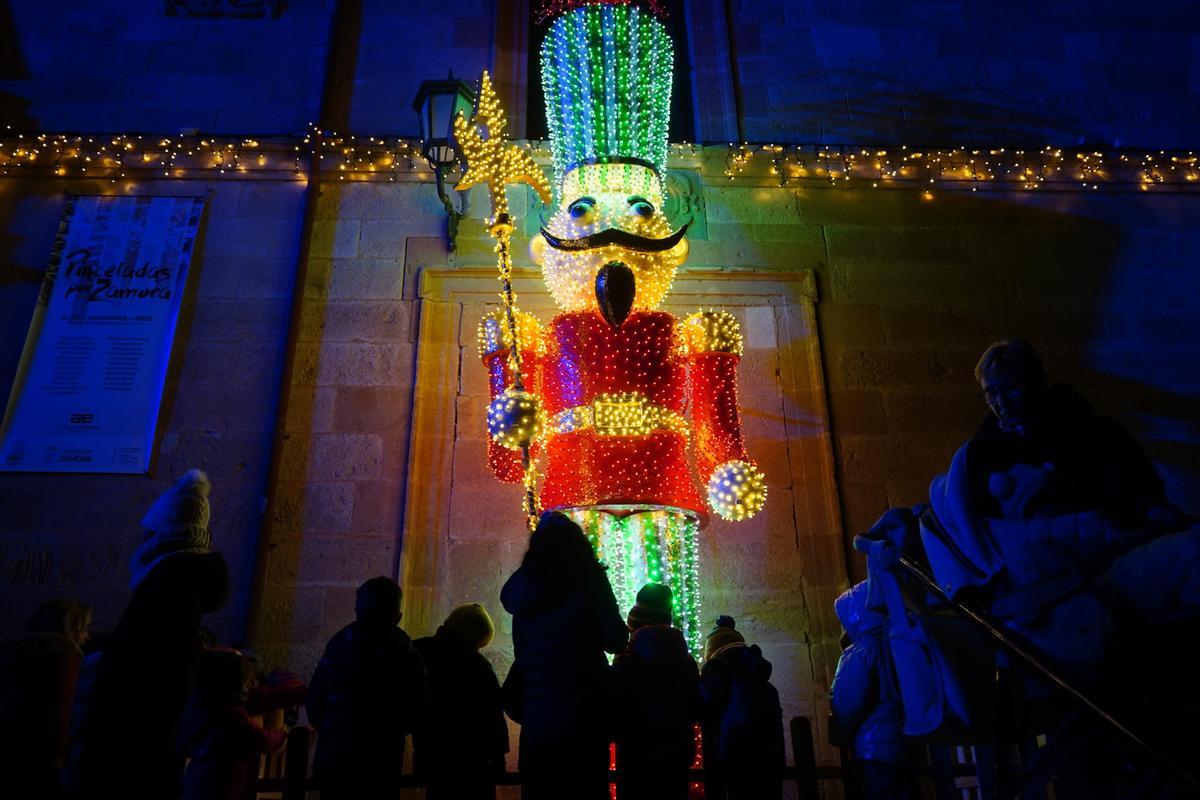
[592,394,655,436]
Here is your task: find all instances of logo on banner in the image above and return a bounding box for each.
[5,442,25,466]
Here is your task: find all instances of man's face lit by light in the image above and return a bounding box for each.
[980,362,1037,433]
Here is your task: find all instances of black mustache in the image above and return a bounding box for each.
[540,223,688,253]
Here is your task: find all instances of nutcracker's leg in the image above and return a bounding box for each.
[566,508,703,659]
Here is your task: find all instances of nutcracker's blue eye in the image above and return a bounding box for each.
[568,197,597,223]
[628,197,654,218]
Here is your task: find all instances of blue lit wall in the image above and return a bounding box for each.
[724,0,1200,147]
[0,0,1197,643]
[4,1,1195,145]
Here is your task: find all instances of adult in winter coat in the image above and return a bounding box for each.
[969,338,1165,525]
[830,581,916,799]
[612,582,701,800]
[306,576,428,800]
[0,599,92,800]
[500,512,629,800]
[699,616,784,800]
[177,649,306,800]
[66,469,230,800]
[413,602,509,800]
[922,340,1200,796]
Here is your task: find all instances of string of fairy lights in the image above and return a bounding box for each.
[717,142,1200,194]
[2,125,1197,193]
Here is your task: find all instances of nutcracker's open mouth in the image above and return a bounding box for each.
[596,261,635,328]
[540,223,688,253]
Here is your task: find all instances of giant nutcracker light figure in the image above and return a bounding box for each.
[456,0,766,655]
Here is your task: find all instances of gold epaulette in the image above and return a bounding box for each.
[478,309,543,360]
[679,310,743,356]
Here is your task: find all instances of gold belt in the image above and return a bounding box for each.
[551,392,688,438]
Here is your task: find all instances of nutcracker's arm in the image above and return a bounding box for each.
[478,310,542,484]
[681,310,767,520]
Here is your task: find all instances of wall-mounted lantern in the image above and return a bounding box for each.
[413,74,476,251]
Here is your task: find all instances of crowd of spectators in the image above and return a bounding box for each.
[5,338,1194,798]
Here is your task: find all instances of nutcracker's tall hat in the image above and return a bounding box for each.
[539,0,674,189]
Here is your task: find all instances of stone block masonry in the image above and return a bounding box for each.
[728,0,1200,147]
[251,183,432,677]
[0,163,1195,798]
[0,180,301,640]
[1,2,1196,776]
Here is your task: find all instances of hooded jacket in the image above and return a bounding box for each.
[612,624,700,772]
[66,551,229,800]
[700,640,784,771]
[830,582,905,764]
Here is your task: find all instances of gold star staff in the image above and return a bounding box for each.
[454,71,552,529]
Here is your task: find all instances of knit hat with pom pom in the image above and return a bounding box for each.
[130,469,212,589]
[704,614,746,662]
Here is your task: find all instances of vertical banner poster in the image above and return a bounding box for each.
[0,195,206,473]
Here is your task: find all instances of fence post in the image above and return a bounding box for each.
[282,726,312,800]
[790,716,819,800]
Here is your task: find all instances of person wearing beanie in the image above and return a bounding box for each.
[441,602,496,649]
[612,583,700,800]
[66,468,230,800]
[130,468,213,589]
[306,576,428,800]
[626,582,675,630]
[699,616,785,800]
[704,614,747,662]
[413,603,508,799]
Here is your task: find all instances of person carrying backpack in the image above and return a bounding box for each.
[699,616,784,800]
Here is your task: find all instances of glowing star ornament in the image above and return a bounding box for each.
[456,71,553,528]
[454,71,551,221]
[472,0,765,657]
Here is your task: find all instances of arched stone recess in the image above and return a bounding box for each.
[401,265,847,759]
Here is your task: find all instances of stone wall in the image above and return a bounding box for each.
[6,1,1198,146]
[0,178,301,641]
[801,188,1200,580]
[253,179,448,670]
[727,0,1200,147]
[348,0,497,135]
[1,154,1198,777]
[1,0,1199,777]
[1,1,335,134]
